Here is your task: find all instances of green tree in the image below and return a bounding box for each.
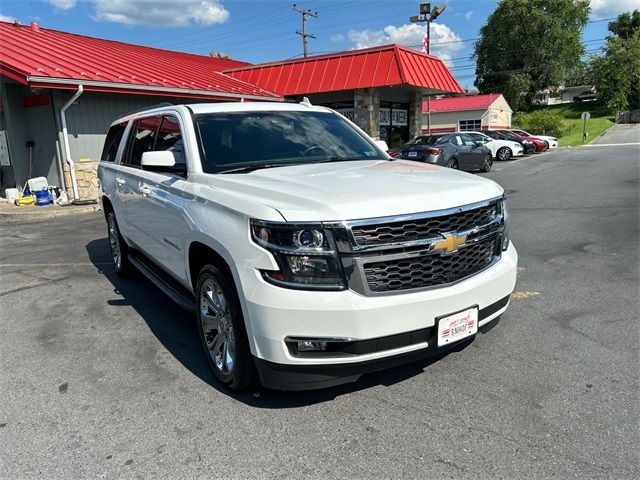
[591,10,640,111]
[473,0,590,110]
[607,10,640,39]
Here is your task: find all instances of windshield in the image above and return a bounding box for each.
[194,110,385,173]
[405,135,443,146]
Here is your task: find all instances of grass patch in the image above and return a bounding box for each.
[528,103,615,147]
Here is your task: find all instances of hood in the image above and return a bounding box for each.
[208,160,503,222]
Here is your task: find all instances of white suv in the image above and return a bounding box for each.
[98,102,518,390]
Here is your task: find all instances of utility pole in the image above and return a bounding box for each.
[410,3,447,135]
[293,4,317,57]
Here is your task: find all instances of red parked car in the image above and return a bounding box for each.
[496,130,547,152]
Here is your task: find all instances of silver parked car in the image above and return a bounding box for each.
[399,133,494,172]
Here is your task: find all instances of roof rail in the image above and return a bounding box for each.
[124,102,174,117]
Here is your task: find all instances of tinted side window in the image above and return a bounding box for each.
[125,116,160,168]
[461,134,476,146]
[467,133,482,142]
[155,116,186,167]
[101,123,126,162]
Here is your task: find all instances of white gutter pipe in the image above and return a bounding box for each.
[60,85,83,200]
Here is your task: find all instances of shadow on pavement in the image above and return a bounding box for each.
[86,237,474,409]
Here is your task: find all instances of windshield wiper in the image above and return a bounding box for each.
[219,162,295,174]
[312,156,375,164]
[219,157,377,173]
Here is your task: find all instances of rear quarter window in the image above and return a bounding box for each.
[101,123,127,162]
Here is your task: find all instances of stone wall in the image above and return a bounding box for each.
[353,88,380,139]
[63,161,99,200]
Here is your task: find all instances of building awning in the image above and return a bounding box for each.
[0,21,281,101]
[224,44,463,96]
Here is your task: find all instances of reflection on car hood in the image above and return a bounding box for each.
[209,160,503,222]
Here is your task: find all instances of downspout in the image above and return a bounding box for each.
[60,85,83,200]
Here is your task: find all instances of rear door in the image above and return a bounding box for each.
[117,115,161,249]
[449,135,470,168]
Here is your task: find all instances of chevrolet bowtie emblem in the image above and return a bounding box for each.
[432,232,467,254]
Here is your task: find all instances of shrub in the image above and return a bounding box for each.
[513,110,569,136]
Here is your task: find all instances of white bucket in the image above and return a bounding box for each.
[28,176,48,192]
[5,188,20,202]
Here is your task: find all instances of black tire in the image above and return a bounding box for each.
[542,140,549,150]
[496,147,512,161]
[481,154,493,172]
[446,158,458,169]
[196,264,258,391]
[106,211,132,277]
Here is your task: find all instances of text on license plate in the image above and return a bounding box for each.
[407,151,418,157]
[437,307,478,347]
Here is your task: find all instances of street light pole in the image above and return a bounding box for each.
[410,3,446,135]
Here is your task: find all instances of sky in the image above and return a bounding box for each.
[0,0,637,90]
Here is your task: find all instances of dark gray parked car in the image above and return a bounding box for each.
[399,133,493,172]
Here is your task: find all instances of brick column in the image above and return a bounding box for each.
[409,92,424,139]
[353,88,380,138]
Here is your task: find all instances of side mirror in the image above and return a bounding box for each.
[374,140,389,152]
[141,151,184,174]
[475,141,485,147]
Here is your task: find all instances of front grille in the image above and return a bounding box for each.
[351,204,498,246]
[363,237,498,292]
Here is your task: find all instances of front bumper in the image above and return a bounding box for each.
[237,243,518,389]
[253,295,510,390]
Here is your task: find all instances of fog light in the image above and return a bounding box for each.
[297,340,328,352]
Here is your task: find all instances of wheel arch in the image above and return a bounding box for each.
[101,195,113,220]
[187,240,259,357]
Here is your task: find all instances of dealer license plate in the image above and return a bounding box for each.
[437,307,478,347]
[407,151,418,157]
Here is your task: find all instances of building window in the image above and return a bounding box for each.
[458,119,482,132]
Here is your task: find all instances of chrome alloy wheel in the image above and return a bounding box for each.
[200,278,235,375]
[497,147,511,161]
[108,215,121,269]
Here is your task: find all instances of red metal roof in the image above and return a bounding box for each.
[0,21,280,101]
[224,44,463,96]
[423,93,503,112]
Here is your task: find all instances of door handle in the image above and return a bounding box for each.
[115,178,126,185]
[139,186,151,196]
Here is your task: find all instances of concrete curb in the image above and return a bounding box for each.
[0,203,101,221]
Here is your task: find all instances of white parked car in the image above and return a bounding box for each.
[463,131,524,161]
[98,102,518,391]
[510,129,558,149]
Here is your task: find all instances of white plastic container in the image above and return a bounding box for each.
[5,188,20,203]
[27,176,48,192]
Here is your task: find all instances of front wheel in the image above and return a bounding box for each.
[446,158,458,169]
[496,147,512,161]
[196,265,257,390]
[481,155,493,172]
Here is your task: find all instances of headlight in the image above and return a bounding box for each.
[501,198,510,250]
[523,140,533,145]
[250,220,346,290]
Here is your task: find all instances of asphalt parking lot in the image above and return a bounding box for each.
[1,137,638,479]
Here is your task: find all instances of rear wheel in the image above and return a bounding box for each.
[106,211,132,276]
[496,147,512,161]
[196,264,257,390]
[446,158,458,169]
[481,155,493,172]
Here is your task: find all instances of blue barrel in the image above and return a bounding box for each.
[34,189,51,206]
